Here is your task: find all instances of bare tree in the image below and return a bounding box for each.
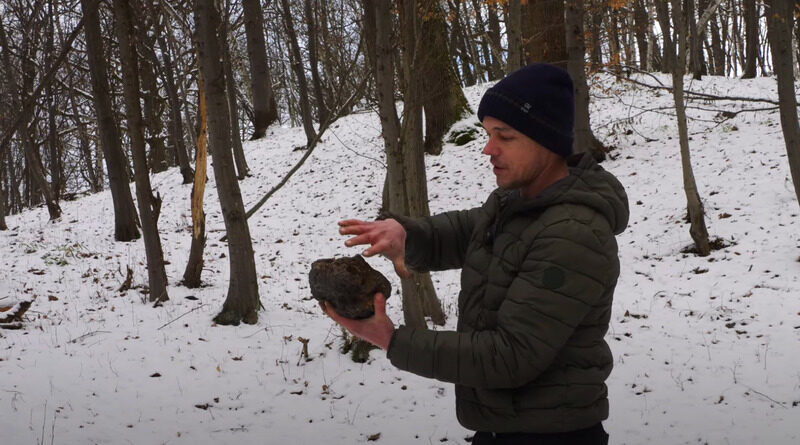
[242,0,278,139]
[195,0,261,325]
[80,0,141,241]
[765,0,800,210]
[114,0,170,302]
[741,0,759,78]
[280,0,316,145]
[184,72,208,288]
[670,0,711,255]
[506,0,524,72]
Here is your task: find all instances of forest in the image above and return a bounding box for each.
[1,0,799,444]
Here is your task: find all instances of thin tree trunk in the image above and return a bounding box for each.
[634,0,650,69]
[136,10,169,174]
[566,0,609,160]
[242,0,278,139]
[742,0,758,77]
[280,0,316,145]
[305,0,329,124]
[765,0,800,210]
[589,0,604,70]
[470,0,493,81]
[708,10,726,75]
[655,0,675,73]
[195,0,261,325]
[0,184,6,230]
[670,0,711,255]
[81,0,140,241]
[184,72,208,288]
[157,32,193,184]
[486,0,504,79]
[114,0,169,302]
[222,13,249,179]
[507,0,524,72]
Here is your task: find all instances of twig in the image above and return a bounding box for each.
[68,330,110,344]
[220,81,367,242]
[745,385,787,408]
[157,304,206,330]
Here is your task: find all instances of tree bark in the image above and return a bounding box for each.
[634,0,650,69]
[305,0,329,124]
[765,0,800,211]
[670,0,710,256]
[566,0,609,160]
[524,0,568,68]
[242,0,278,139]
[184,72,208,288]
[506,0,524,72]
[655,0,675,73]
[135,6,169,174]
[157,32,193,184]
[81,0,140,241]
[367,0,445,328]
[222,12,249,179]
[485,0,504,79]
[195,0,261,325]
[419,0,470,155]
[114,0,169,302]
[280,0,316,145]
[742,0,759,78]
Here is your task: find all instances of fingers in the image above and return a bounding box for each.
[344,233,373,248]
[393,258,411,279]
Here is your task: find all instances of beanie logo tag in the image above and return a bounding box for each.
[521,102,532,113]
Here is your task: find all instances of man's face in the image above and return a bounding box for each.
[481,116,560,197]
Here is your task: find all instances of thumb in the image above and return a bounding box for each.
[374,293,387,315]
[393,258,410,279]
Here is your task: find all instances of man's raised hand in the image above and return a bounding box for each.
[338,219,410,278]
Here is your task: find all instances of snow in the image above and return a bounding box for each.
[1,73,799,444]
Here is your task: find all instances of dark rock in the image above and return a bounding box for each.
[309,255,391,319]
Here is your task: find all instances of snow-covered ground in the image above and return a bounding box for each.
[1,74,799,444]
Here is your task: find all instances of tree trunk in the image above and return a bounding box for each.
[135,9,169,174]
[506,0,524,72]
[708,9,726,75]
[222,14,250,179]
[195,0,260,325]
[448,0,476,86]
[742,0,759,78]
[81,0,140,241]
[157,32,193,184]
[184,72,208,288]
[419,0,470,155]
[524,0,568,68]
[486,0,504,79]
[242,0,278,139]
[634,0,650,69]
[0,185,6,230]
[588,0,604,70]
[566,0,609,160]
[670,0,710,256]
[367,0,444,328]
[305,0,329,124]
[280,0,316,145]
[765,0,800,211]
[470,0,494,81]
[655,0,675,73]
[113,0,169,302]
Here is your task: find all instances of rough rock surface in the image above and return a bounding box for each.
[308,255,391,319]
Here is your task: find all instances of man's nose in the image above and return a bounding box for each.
[482,139,499,156]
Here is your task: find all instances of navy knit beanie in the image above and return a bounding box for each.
[477,63,575,157]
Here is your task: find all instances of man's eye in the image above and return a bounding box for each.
[498,135,513,141]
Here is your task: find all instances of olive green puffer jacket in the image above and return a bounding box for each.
[388,153,629,433]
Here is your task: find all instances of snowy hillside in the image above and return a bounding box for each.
[1,74,799,444]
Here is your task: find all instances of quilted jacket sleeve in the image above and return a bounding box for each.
[387,218,612,389]
[394,207,482,272]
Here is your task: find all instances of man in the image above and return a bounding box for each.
[324,63,629,444]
